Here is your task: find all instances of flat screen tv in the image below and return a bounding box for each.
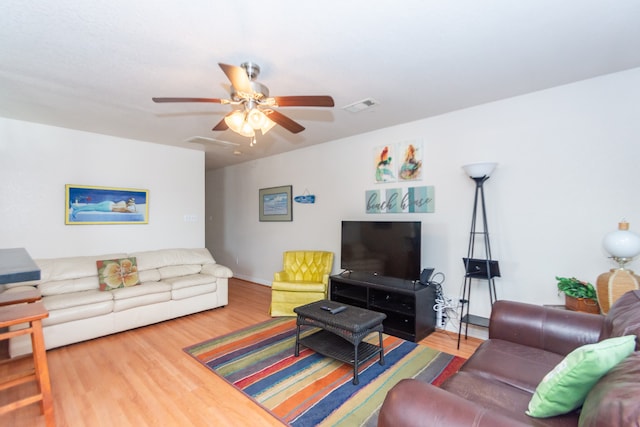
[341,221,421,281]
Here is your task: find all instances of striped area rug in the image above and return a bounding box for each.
[184,317,465,427]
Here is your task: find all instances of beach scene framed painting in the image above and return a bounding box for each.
[65,184,149,225]
[259,185,292,222]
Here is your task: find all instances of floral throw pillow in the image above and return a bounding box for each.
[97,257,140,291]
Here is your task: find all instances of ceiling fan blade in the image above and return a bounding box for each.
[152,97,225,103]
[212,116,229,131]
[218,63,252,94]
[273,96,335,107]
[265,110,305,134]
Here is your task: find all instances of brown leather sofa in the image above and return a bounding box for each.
[378,290,640,427]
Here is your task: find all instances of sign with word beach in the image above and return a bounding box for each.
[365,186,434,214]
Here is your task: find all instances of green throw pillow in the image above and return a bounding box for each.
[526,335,636,418]
[97,257,140,291]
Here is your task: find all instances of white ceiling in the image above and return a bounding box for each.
[2,1,640,170]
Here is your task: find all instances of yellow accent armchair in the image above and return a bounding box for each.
[270,251,334,316]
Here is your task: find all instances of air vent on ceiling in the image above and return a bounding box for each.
[342,98,380,113]
[184,136,240,147]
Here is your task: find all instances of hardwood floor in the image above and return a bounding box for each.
[0,278,482,427]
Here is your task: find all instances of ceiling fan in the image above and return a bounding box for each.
[152,62,334,145]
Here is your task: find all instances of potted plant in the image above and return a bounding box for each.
[556,276,600,314]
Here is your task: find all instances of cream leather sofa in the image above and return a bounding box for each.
[1,248,232,357]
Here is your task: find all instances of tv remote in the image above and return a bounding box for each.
[321,305,347,314]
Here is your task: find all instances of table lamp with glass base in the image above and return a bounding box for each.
[596,221,640,314]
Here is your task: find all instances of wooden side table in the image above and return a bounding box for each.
[0,288,41,306]
[0,301,55,426]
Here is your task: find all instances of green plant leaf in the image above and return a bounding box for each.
[555,276,597,301]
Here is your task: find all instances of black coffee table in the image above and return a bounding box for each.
[293,299,386,385]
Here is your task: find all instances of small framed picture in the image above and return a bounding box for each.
[259,185,292,222]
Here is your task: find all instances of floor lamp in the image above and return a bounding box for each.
[458,162,500,349]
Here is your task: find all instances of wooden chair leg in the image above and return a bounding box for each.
[30,319,55,426]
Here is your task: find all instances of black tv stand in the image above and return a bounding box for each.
[329,272,436,342]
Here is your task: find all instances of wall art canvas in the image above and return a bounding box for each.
[66,184,149,225]
[259,185,292,222]
[398,140,423,181]
[365,186,435,214]
[374,144,396,183]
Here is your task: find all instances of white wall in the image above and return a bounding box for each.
[207,67,640,336]
[0,118,205,258]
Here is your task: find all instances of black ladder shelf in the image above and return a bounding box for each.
[457,174,501,349]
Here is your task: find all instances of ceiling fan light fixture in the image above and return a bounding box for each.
[224,110,255,137]
[239,121,255,137]
[247,108,267,129]
[153,62,335,140]
[260,118,276,135]
[227,106,275,138]
[224,110,244,129]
